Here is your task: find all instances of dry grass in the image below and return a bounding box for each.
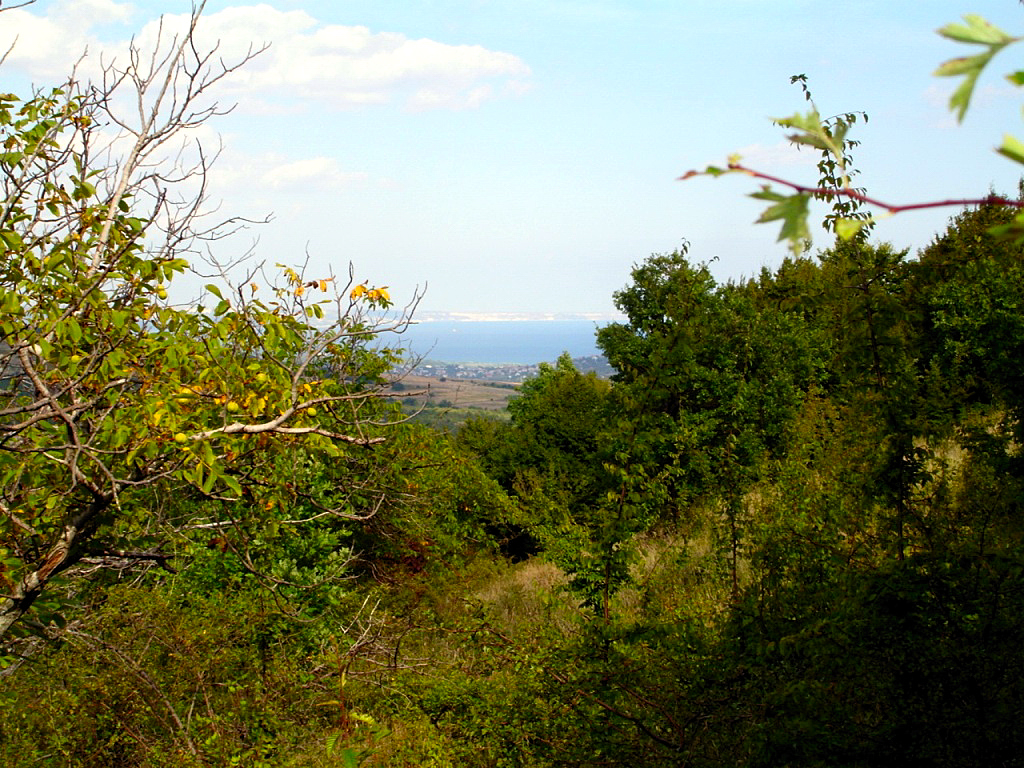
[612,527,731,625]
[337,532,733,766]
[472,525,731,634]
[391,374,519,411]
[474,557,576,636]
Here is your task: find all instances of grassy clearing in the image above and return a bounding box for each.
[391,374,519,411]
[613,527,731,626]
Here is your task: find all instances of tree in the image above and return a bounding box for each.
[0,3,417,650]
[505,352,611,505]
[596,245,828,593]
[458,353,613,563]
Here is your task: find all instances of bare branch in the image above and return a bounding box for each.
[682,162,1024,215]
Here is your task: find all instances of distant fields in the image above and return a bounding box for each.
[390,374,519,412]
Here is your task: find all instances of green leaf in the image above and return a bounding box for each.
[751,190,811,251]
[997,134,1024,165]
[0,230,24,249]
[679,164,732,179]
[934,55,985,78]
[202,466,217,494]
[201,440,216,468]
[65,317,83,343]
[836,217,870,241]
[934,53,993,122]
[750,188,786,204]
[775,110,824,135]
[935,16,1020,122]
[221,474,242,497]
[786,133,830,152]
[1008,71,1024,86]
[205,283,223,300]
[987,211,1024,244]
[937,14,1013,46]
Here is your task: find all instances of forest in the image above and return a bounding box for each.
[3,6,1024,768]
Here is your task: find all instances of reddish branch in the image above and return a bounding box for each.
[684,164,1024,213]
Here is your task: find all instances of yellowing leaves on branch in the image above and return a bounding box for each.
[350,282,392,307]
[0,2,420,650]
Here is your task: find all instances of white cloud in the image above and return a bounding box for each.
[205,9,533,112]
[0,3,532,112]
[733,140,817,170]
[210,151,369,194]
[0,1,132,81]
[261,156,368,190]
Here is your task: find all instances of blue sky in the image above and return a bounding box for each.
[2,0,1023,318]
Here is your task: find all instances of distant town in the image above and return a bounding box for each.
[402,354,613,383]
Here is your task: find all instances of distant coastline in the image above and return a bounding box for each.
[392,319,607,366]
[413,311,624,324]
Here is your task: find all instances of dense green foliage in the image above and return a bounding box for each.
[5,7,1024,767]
[9,200,1022,767]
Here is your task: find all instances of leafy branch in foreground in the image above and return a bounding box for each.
[682,14,1024,251]
[685,163,1023,245]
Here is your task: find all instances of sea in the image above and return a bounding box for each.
[391,320,605,365]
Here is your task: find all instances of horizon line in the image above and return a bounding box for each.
[414,311,625,323]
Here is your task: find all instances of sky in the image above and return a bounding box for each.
[2,0,1023,319]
